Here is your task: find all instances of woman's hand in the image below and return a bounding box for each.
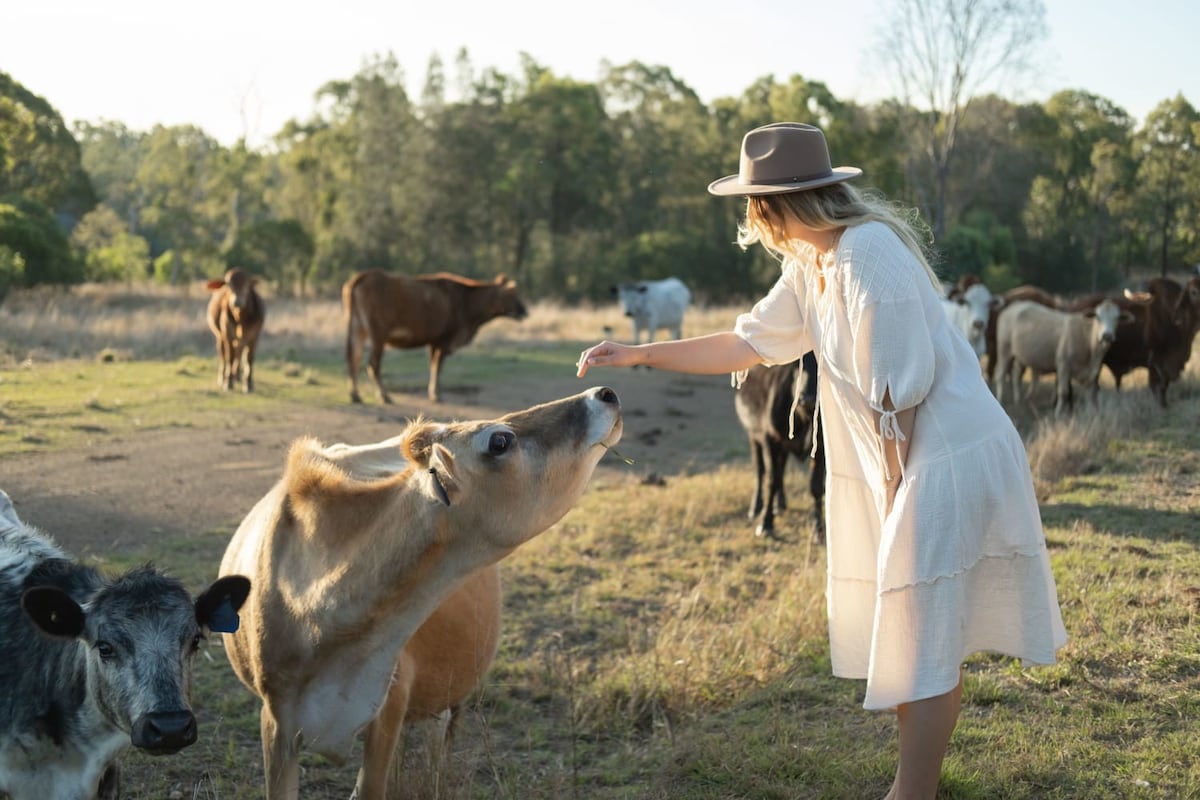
[576,340,642,377]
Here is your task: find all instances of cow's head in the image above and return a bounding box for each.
[614,282,650,319]
[1085,298,1132,348]
[399,386,623,550]
[1172,276,1200,331]
[956,282,996,341]
[206,268,259,319]
[491,274,528,321]
[21,570,250,754]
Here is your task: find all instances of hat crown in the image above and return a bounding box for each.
[739,123,834,187]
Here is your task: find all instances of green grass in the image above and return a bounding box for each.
[0,344,579,456]
[6,346,1200,798]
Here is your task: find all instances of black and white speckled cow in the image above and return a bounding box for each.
[0,490,250,800]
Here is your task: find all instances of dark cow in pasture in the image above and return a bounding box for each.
[734,353,826,542]
[219,387,622,799]
[993,298,1129,415]
[344,269,529,404]
[1108,276,1200,406]
[0,489,250,800]
[206,267,265,393]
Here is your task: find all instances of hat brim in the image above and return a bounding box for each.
[707,166,862,197]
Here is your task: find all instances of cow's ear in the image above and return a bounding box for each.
[427,443,461,506]
[402,421,443,468]
[1123,289,1152,305]
[21,587,86,638]
[206,279,227,291]
[494,273,508,284]
[195,575,251,634]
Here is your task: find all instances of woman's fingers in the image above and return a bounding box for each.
[576,342,612,377]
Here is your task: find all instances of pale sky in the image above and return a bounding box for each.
[5,0,1197,148]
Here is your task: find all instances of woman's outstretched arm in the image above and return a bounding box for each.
[576,331,764,378]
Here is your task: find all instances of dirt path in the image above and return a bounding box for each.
[4,368,746,559]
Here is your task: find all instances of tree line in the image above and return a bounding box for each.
[1,50,1197,306]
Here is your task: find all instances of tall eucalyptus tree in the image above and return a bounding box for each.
[1133,95,1200,275]
[876,0,1048,239]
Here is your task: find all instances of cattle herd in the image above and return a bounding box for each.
[942,272,1200,412]
[3,261,1197,797]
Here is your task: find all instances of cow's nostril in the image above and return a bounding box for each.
[596,387,619,405]
[132,710,197,753]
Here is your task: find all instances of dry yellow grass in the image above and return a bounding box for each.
[0,282,743,364]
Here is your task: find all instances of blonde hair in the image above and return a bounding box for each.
[737,183,941,289]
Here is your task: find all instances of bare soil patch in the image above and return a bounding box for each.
[5,366,748,559]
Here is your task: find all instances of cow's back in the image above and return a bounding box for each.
[346,270,461,347]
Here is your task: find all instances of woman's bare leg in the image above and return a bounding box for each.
[883,671,963,800]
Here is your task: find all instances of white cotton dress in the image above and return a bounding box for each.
[734,221,1068,710]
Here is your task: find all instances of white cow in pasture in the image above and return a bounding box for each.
[611,278,691,344]
[941,282,995,357]
[993,297,1130,416]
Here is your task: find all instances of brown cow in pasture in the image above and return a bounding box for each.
[344,269,529,403]
[218,387,623,799]
[206,268,265,393]
[1112,276,1200,405]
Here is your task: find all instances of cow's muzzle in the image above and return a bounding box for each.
[132,710,197,754]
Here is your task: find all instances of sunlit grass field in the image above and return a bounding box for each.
[2,284,1199,799]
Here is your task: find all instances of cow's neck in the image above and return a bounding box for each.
[284,505,506,759]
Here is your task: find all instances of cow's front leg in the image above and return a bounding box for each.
[261,708,301,800]
[218,337,234,390]
[97,762,120,800]
[228,340,243,391]
[355,672,412,800]
[243,339,257,393]
[427,346,444,402]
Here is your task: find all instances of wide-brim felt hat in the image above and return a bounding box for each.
[708,122,862,197]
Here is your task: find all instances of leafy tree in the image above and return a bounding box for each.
[0,245,24,300]
[226,219,314,295]
[939,209,1017,287]
[0,195,81,285]
[70,204,152,283]
[134,125,231,282]
[0,71,96,223]
[1132,95,1200,275]
[74,121,145,235]
[1021,90,1134,289]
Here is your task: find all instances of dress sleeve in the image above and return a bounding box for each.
[733,261,814,367]
[843,230,935,413]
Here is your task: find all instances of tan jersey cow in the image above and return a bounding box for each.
[206,267,265,393]
[344,269,528,404]
[218,387,622,799]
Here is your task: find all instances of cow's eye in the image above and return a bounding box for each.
[190,634,204,653]
[488,431,514,455]
[96,641,116,661]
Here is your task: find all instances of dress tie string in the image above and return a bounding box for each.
[878,409,907,483]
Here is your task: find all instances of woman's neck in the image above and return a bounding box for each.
[785,221,844,254]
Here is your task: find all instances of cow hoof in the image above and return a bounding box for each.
[755,524,783,541]
[350,392,363,404]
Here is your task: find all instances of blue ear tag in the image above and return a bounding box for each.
[208,597,241,633]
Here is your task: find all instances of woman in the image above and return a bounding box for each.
[576,122,1067,799]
